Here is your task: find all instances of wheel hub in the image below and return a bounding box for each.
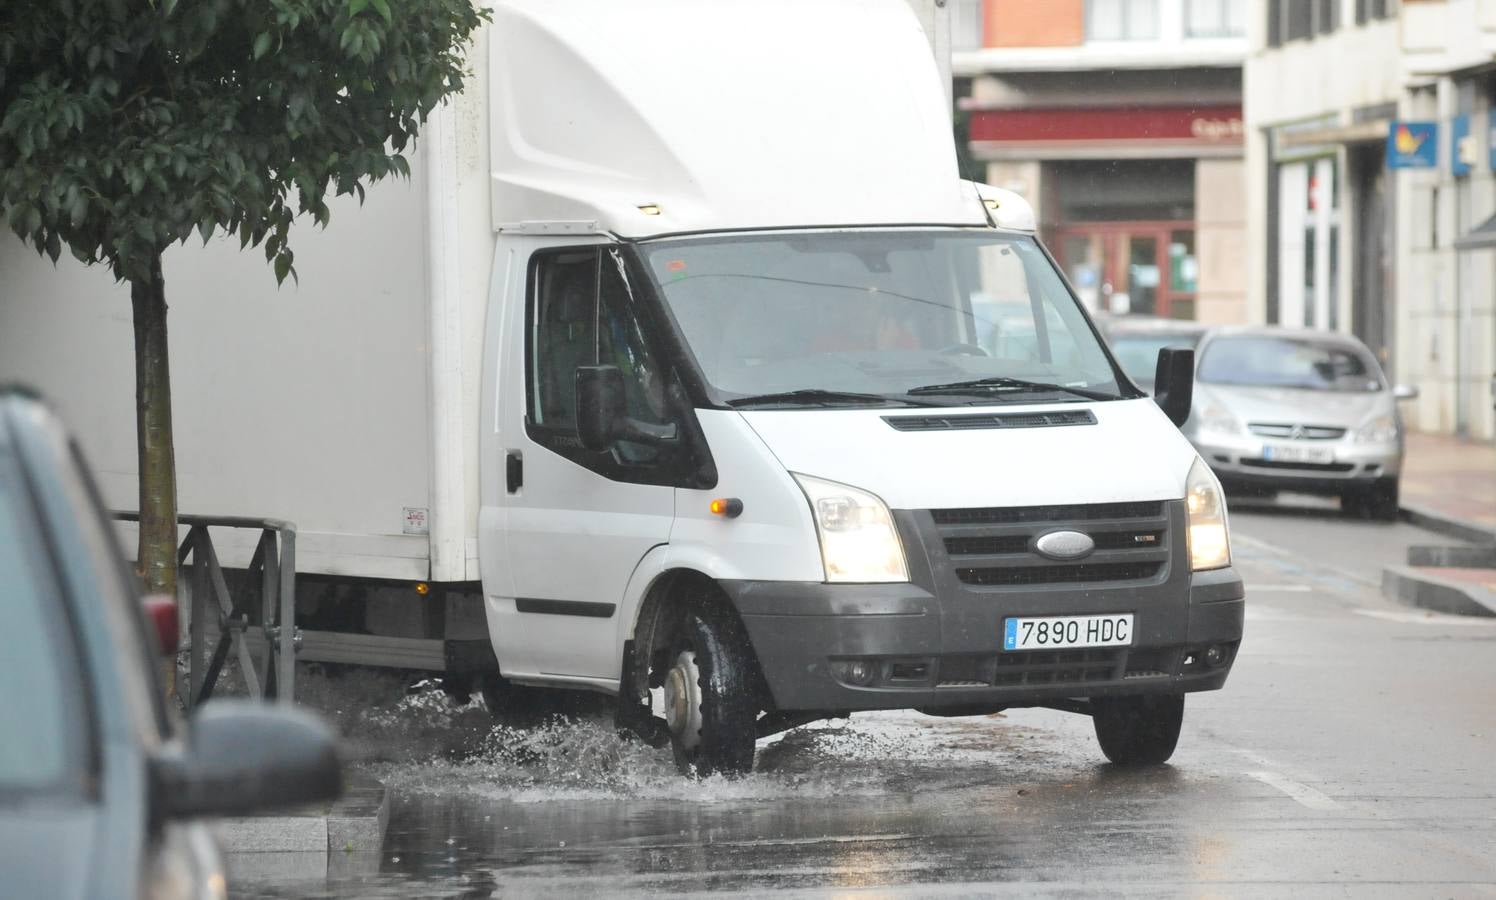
[663,650,704,751]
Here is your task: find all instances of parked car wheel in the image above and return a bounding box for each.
[662,607,758,776]
[1092,694,1184,766]
[1343,478,1399,522]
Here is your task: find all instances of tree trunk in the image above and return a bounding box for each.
[130,254,178,700]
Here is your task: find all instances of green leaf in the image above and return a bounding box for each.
[273,252,291,285]
[369,0,392,23]
[349,0,369,15]
[253,32,272,60]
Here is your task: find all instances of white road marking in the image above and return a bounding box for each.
[1231,532,1379,588]
[1353,608,1496,627]
[1248,584,1314,592]
[1248,770,1340,811]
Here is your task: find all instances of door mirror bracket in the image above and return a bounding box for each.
[1153,347,1195,428]
[576,365,679,452]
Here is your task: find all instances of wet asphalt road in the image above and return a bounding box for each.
[235,497,1496,898]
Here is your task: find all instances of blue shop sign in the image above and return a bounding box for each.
[1452,115,1471,176]
[1387,121,1438,169]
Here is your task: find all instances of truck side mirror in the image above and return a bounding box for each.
[1153,347,1194,428]
[576,365,679,452]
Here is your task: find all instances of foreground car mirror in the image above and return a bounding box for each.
[575,365,678,451]
[1393,384,1419,400]
[1153,347,1195,427]
[152,702,341,820]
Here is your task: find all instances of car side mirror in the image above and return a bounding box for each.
[1393,383,1419,400]
[576,365,678,451]
[151,702,341,820]
[1153,347,1195,428]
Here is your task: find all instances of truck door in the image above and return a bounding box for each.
[490,244,679,681]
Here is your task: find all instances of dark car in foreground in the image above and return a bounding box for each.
[1181,327,1418,519]
[1099,315,1209,393]
[0,388,342,900]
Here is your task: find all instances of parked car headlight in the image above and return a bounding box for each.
[793,474,909,583]
[1198,402,1242,437]
[1355,414,1399,444]
[1186,457,1231,571]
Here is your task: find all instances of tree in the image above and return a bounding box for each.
[0,0,487,678]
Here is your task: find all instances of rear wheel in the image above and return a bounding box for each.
[661,606,759,776]
[1092,694,1184,766]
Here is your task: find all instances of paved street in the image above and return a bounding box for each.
[236,500,1496,899]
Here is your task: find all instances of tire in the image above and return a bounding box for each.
[662,606,760,776]
[1367,477,1400,522]
[1343,478,1400,522]
[1092,694,1184,766]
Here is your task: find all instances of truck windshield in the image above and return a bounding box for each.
[639,231,1123,406]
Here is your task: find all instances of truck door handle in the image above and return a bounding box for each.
[506,452,523,493]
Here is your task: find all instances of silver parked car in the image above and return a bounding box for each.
[1182,327,1418,520]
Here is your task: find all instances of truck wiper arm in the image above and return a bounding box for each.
[727,389,935,408]
[906,377,1118,401]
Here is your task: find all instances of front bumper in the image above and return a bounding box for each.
[723,501,1244,713]
[1190,429,1401,494]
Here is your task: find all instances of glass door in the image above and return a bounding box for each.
[1053,223,1197,320]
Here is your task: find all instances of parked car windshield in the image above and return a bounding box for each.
[639,231,1122,405]
[1198,335,1383,393]
[1109,331,1203,388]
[0,466,90,798]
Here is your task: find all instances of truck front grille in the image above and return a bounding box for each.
[931,501,1170,588]
[936,649,1123,688]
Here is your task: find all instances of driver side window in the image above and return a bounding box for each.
[527,247,672,471]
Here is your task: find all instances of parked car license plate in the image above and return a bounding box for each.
[1261,443,1334,464]
[1003,614,1134,651]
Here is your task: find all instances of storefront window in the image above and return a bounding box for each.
[1170,231,1198,294]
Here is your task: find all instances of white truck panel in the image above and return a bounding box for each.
[486,0,982,239]
[0,156,442,580]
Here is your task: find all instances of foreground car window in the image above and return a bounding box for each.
[1198,336,1382,393]
[0,469,90,797]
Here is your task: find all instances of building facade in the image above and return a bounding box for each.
[953,0,1250,324]
[1246,0,1496,441]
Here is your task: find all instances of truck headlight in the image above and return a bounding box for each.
[1355,414,1398,444]
[1186,457,1231,571]
[792,474,909,583]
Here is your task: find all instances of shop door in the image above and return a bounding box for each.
[1054,223,1197,320]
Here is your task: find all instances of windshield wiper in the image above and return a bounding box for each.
[727,389,936,409]
[907,377,1119,401]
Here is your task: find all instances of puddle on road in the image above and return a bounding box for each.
[234,669,1155,898]
[294,668,1082,803]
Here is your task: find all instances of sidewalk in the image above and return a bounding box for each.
[1400,431,1496,540]
[1383,431,1496,617]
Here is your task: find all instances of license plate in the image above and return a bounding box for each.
[1003,614,1134,651]
[1261,443,1334,464]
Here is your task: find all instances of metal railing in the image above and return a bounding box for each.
[116,513,298,706]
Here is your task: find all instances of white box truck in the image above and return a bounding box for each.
[0,0,1243,774]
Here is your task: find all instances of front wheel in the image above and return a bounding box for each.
[662,607,760,776]
[1092,694,1184,766]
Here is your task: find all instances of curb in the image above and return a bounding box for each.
[1382,565,1496,618]
[211,773,389,863]
[1399,503,1496,545]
